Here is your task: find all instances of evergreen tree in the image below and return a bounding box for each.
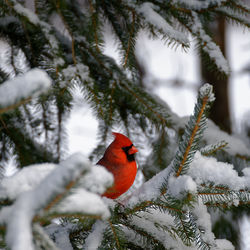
[0,0,250,249]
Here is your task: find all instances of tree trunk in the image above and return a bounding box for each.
[201,17,231,133]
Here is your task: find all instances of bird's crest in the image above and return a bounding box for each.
[112,132,133,147]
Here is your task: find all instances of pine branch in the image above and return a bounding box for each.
[189,211,212,250]
[216,7,250,28]
[32,223,58,250]
[34,213,102,226]
[124,200,184,217]
[200,141,228,156]
[0,154,103,249]
[108,220,121,249]
[1,113,57,166]
[88,0,101,53]
[0,69,52,113]
[1,1,250,249]
[4,0,64,68]
[123,221,166,249]
[123,9,135,68]
[135,2,190,47]
[0,97,32,115]
[172,84,215,177]
[198,183,250,208]
[100,1,139,72]
[174,211,196,246]
[54,0,77,65]
[43,180,76,213]
[177,98,208,177]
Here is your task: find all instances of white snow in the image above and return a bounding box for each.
[54,189,110,219]
[14,3,40,24]
[0,39,30,78]
[0,2,249,249]
[137,2,189,45]
[61,63,91,88]
[130,208,195,249]
[83,220,107,250]
[0,153,109,250]
[0,163,56,200]
[240,215,250,250]
[14,3,64,66]
[218,6,250,27]
[45,223,74,250]
[204,120,250,156]
[191,12,230,75]
[0,68,52,109]
[33,223,59,250]
[172,0,226,10]
[127,166,171,207]
[215,239,234,250]
[176,116,250,156]
[80,165,113,195]
[188,152,250,190]
[168,174,197,199]
[192,198,215,244]
[199,83,215,102]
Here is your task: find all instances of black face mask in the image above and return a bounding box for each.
[122,144,135,162]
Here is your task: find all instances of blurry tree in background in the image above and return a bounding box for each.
[0,1,250,249]
[200,16,231,134]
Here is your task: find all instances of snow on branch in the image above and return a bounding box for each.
[204,119,250,157]
[137,2,190,46]
[190,12,230,75]
[51,189,111,219]
[0,153,113,250]
[83,220,107,250]
[189,152,250,191]
[13,3,62,62]
[33,223,59,250]
[0,163,56,200]
[177,116,250,157]
[0,69,52,114]
[200,140,228,156]
[172,0,227,10]
[217,6,250,27]
[60,63,91,88]
[127,84,215,205]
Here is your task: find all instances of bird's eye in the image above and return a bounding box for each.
[122,144,136,162]
[122,144,133,153]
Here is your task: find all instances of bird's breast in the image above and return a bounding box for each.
[102,161,137,199]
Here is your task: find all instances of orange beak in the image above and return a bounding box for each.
[128,145,138,155]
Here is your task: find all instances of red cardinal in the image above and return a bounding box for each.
[97,132,138,199]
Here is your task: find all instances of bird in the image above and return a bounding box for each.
[97,132,138,199]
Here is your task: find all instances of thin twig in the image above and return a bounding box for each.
[0,97,32,115]
[123,10,135,67]
[43,180,76,212]
[56,0,77,65]
[88,0,101,52]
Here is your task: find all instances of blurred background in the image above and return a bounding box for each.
[67,22,250,159]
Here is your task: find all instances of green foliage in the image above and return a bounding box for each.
[169,84,215,178]
[1,0,249,167]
